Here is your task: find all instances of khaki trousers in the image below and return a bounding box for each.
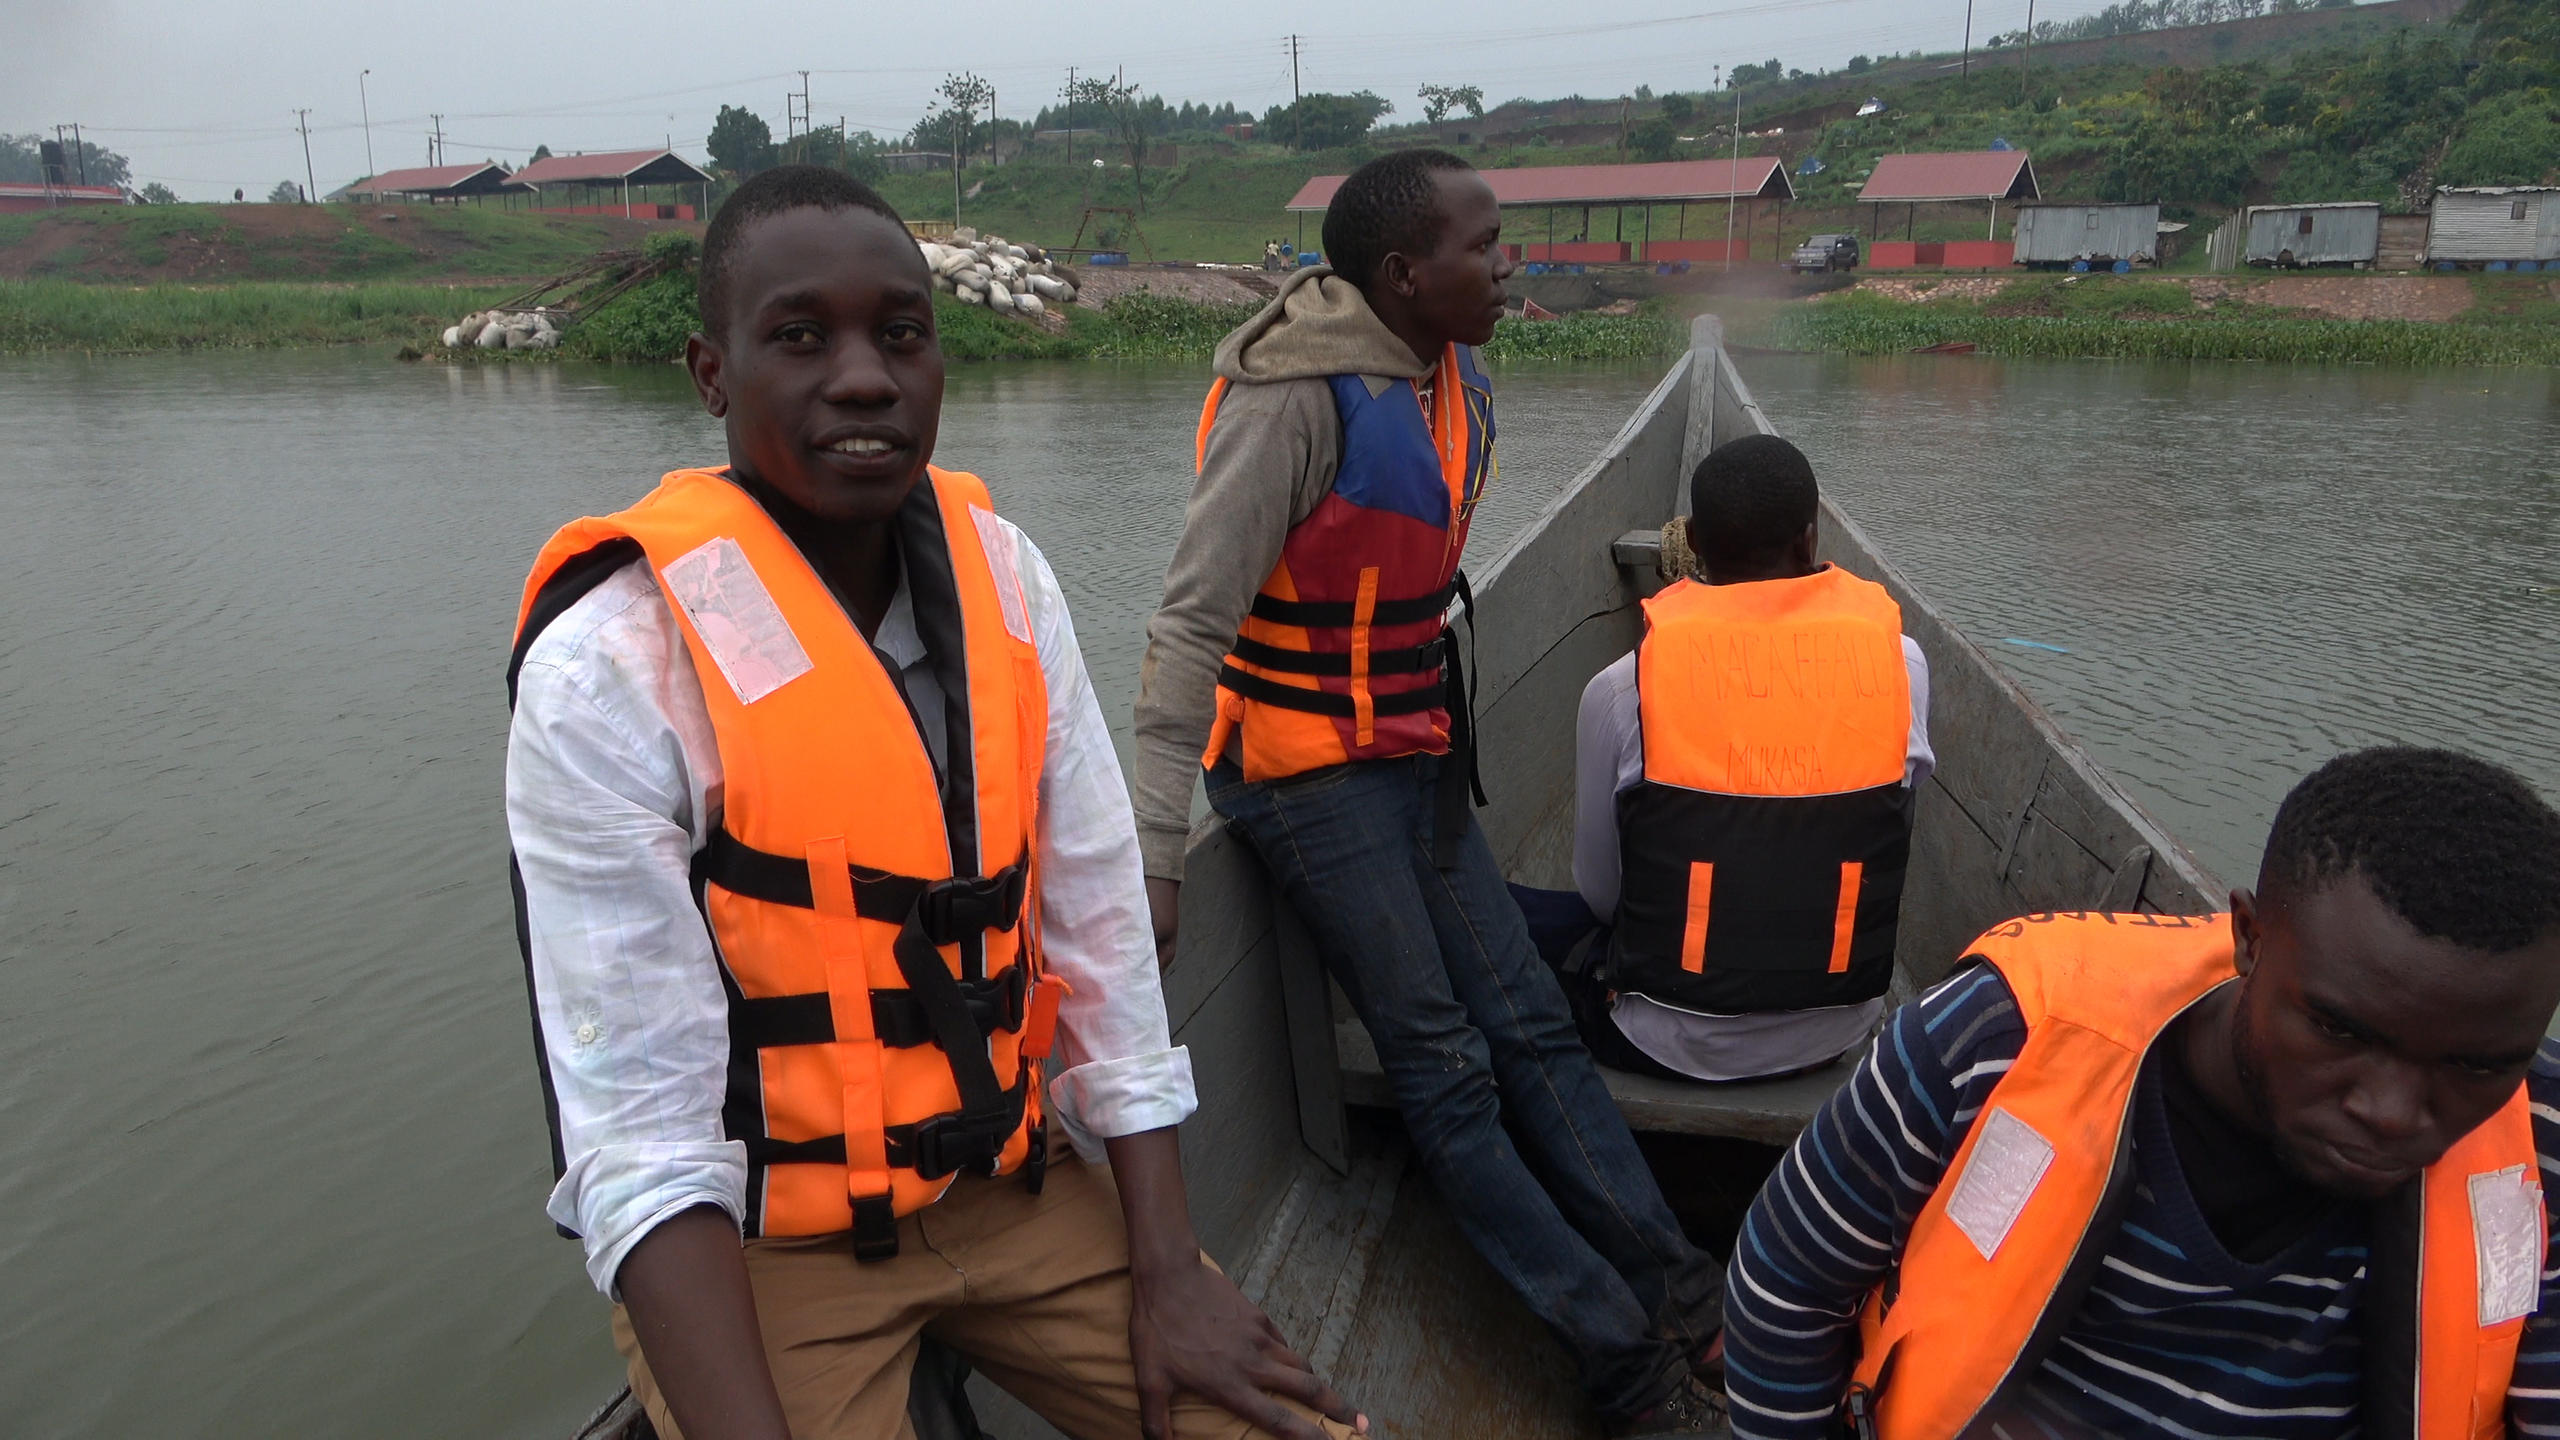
[612,1150,1358,1440]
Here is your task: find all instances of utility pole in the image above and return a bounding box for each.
[1724,76,1742,271]
[1961,0,1976,77]
[1065,67,1077,181]
[294,109,316,202]
[72,122,87,184]
[1288,34,1302,152]
[429,114,445,167]
[786,71,811,149]
[359,70,375,179]
[2021,0,2036,100]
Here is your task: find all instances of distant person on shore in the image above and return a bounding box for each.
[1518,434,1931,1084]
[1723,746,2560,1438]
[505,165,1362,1440]
[1132,148,1730,1437]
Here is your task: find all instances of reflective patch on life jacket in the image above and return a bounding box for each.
[2470,1164,2542,1325]
[661,535,814,704]
[969,504,1032,645]
[1947,1107,2056,1261]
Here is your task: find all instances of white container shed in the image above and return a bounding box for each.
[2244,202,2381,266]
[2424,187,2560,266]
[2013,202,2162,266]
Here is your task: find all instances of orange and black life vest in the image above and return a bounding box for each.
[1198,343,1494,785]
[1850,911,2543,1440]
[1608,567,1912,1015]
[508,466,1067,1257]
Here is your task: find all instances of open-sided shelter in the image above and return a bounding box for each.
[342,163,527,205]
[1286,157,1795,264]
[510,148,715,220]
[1857,151,2040,254]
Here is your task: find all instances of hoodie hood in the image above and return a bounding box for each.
[1212,266,1432,384]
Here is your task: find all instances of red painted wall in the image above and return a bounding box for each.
[534,203,696,221]
[1521,241,1631,263]
[1641,240,1745,262]
[1942,240,2015,267]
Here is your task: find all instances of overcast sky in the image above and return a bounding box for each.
[4,0,2087,200]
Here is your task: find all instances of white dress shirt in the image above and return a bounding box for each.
[506,508,1195,1295]
[1571,634,1933,1082]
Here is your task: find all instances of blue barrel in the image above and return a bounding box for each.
[2069,260,2090,273]
[2488,260,2510,272]
[1297,251,1322,268]
[2519,260,2542,273]
[2437,260,2458,272]
[1088,251,1128,267]
[2111,259,2132,274]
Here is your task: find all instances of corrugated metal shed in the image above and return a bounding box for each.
[1284,157,1793,211]
[2425,187,2560,263]
[2244,202,2380,266]
[2013,202,2162,264]
[1856,152,2040,202]
[511,149,713,188]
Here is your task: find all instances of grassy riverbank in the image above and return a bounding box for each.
[1776,275,2560,366]
[0,279,515,353]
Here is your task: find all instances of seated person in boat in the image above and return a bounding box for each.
[1723,747,2560,1439]
[1539,434,1932,1085]
[1133,148,1730,1437]
[505,165,1363,1440]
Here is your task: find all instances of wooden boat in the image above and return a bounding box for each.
[576,318,2218,1440]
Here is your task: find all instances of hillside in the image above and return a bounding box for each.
[0,203,673,283]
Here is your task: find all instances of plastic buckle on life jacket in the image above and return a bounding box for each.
[917,865,1026,946]
[851,1194,900,1263]
[1842,1384,1878,1440]
[907,1109,1013,1181]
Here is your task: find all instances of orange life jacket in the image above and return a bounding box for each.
[508,466,1067,1256]
[1198,343,1495,783]
[1849,911,2543,1440]
[1609,567,1912,1014]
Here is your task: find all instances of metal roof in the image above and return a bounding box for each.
[2245,201,2382,213]
[346,163,524,198]
[1285,156,1793,212]
[2436,184,2560,196]
[511,149,714,187]
[1858,151,2040,203]
[0,183,127,204]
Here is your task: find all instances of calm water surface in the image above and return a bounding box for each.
[1,348,2552,1436]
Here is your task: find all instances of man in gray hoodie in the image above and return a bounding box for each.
[1132,149,1728,1436]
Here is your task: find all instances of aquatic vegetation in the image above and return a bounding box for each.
[0,279,512,353]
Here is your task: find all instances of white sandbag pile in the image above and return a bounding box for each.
[917,227,1075,318]
[441,306,561,352]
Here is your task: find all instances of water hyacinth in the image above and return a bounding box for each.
[1777,293,2560,367]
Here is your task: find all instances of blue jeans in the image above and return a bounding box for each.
[1206,754,1723,1418]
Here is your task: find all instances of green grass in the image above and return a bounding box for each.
[1776,290,2560,366]
[0,203,661,283]
[0,278,514,353]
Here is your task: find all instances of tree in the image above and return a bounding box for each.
[529,144,553,163]
[1262,91,1393,150]
[1659,93,1695,125]
[137,182,179,204]
[267,180,304,203]
[1068,73,1153,211]
[1730,59,1784,86]
[932,71,995,170]
[0,132,132,187]
[1629,119,1678,161]
[706,105,777,178]
[1415,83,1486,139]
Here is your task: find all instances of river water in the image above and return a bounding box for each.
[0,349,2552,1437]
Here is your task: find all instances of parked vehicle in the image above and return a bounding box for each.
[1788,233,1860,272]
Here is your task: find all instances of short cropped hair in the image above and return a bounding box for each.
[2264,746,2560,953]
[699,165,910,338]
[1688,434,1820,571]
[1321,149,1474,291]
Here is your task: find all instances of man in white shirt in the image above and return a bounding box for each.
[506,166,1361,1440]
[1554,435,1933,1084]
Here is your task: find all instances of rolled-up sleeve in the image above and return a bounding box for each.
[505,574,744,1297]
[1006,519,1199,1158]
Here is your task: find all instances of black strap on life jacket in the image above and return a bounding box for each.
[1228,633,1447,677]
[696,825,1037,1259]
[1243,579,1455,629]
[1431,571,1488,868]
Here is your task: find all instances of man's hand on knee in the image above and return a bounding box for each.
[1128,1256,1365,1440]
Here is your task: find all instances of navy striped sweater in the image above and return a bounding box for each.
[1724,964,2560,1439]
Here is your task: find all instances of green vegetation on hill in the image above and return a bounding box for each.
[0,279,511,353]
[1779,273,2560,363]
[0,204,660,283]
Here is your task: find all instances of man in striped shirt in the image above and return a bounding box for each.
[1724,747,2560,1438]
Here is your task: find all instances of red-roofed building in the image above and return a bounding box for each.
[513,149,714,220]
[342,163,526,203]
[1284,157,1797,265]
[1854,151,2042,259]
[0,182,127,214]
